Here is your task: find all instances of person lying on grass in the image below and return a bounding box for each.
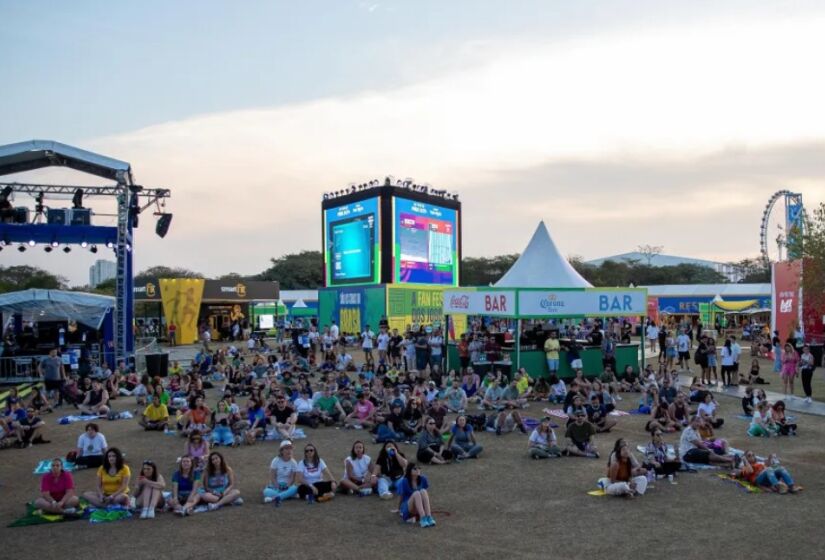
[35,458,80,515]
[734,450,803,494]
[679,416,737,468]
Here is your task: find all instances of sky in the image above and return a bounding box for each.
[2,0,825,285]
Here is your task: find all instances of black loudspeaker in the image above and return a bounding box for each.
[155,213,172,238]
[70,208,91,225]
[12,207,28,223]
[47,208,68,225]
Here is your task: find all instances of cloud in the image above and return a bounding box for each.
[9,13,825,284]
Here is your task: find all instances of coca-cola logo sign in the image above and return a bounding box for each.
[449,295,470,309]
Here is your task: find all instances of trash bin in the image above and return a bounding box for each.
[145,353,169,378]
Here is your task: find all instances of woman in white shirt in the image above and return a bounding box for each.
[528,417,562,459]
[263,440,299,505]
[296,444,337,503]
[720,339,735,387]
[697,393,724,428]
[339,440,376,496]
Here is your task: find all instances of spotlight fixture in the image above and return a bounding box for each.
[156,213,172,238]
[106,241,114,248]
[63,246,71,253]
[81,240,88,248]
[51,240,59,247]
[90,245,98,254]
[44,246,53,253]
[28,239,36,246]
[72,188,84,209]
[18,244,26,252]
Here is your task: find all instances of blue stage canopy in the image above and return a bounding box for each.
[0,223,118,246]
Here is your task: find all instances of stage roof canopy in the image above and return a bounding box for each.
[0,289,114,329]
[0,140,132,182]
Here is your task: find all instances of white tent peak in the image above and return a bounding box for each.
[494,221,593,289]
[292,298,308,308]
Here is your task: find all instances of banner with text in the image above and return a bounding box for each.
[518,289,647,317]
[772,260,802,343]
[442,290,516,316]
[387,285,446,333]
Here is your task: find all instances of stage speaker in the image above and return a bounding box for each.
[155,213,173,238]
[47,208,68,225]
[70,208,91,225]
[12,207,28,223]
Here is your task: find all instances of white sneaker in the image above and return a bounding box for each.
[263,497,274,504]
[380,492,393,500]
[140,508,148,519]
[207,503,220,511]
[805,397,812,404]
[147,508,155,519]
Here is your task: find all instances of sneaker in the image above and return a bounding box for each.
[419,518,429,528]
[317,494,333,503]
[805,397,812,404]
[147,508,155,519]
[273,496,282,507]
[263,497,274,504]
[63,507,77,514]
[233,497,244,506]
[668,474,677,485]
[207,503,221,511]
[425,515,437,527]
[140,508,149,519]
[306,494,315,504]
[358,488,373,497]
[380,492,393,500]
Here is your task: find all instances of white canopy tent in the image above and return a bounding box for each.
[0,289,114,329]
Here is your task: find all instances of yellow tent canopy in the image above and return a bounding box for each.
[711,296,759,312]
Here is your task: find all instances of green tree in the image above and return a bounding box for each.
[460,254,519,286]
[728,258,771,283]
[0,265,67,293]
[134,266,203,284]
[256,250,323,289]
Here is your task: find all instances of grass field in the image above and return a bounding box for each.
[2,373,825,560]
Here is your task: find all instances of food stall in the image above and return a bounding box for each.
[443,222,647,379]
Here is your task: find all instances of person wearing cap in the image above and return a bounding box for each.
[264,440,299,505]
[528,417,561,459]
[564,409,599,458]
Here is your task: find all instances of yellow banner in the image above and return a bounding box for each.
[160,278,205,345]
[386,285,445,333]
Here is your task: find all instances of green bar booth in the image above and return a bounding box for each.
[442,287,648,379]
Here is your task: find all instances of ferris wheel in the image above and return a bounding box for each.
[760,190,805,264]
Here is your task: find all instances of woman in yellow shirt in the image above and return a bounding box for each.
[83,447,131,507]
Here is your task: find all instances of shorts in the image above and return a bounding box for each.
[683,448,711,464]
[570,359,583,370]
[678,351,690,361]
[459,356,470,369]
[546,358,559,371]
[666,348,676,358]
[45,379,63,392]
[400,499,413,521]
[707,356,717,367]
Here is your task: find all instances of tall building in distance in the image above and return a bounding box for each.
[89,259,117,288]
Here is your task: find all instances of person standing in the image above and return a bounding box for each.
[39,348,66,407]
[544,331,560,377]
[329,321,340,344]
[646,322,659,354]
[428,328,444,373]
[799,344,815,403]
[361,325,375,367]
[167,321,177,347]
[676,329,691,370]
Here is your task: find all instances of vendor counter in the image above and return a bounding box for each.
[447,343,640,379]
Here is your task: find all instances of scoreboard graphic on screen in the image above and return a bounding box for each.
[321,183,461,287]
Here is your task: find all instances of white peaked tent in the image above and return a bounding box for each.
[495,221,592,288]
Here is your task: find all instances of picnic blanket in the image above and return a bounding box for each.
[88,506,132,524]
[58,414,100,425]
[264,428,306,441]
[7,502,88,528]
[609,410,630,417]
[716,473,762,493]
[543,408,568,420]
[634,444,719,471]
[587,489,607,497]
[33,459,76,475]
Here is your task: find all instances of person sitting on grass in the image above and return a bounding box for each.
[748,400,780,437]
[71,422,107,468]
[198,451,242,511]
[29,387,53,414]
[482,378,506,411]
[296,443,338,503]
[181,396,211,437]
[564,409,599,458]
[15,406,49,447]
[396,462,436,527]
[268,394,298,439]
[735,450,803,494]
[605,439,648,497]
[697,392,724,428]
[78,379,110,417]
[447,415,483,460]
[134,459,166,519]
[532,376,550,401]
[184,430,210,470]
[374,441,408,500]
[210,400,236,446]
[339,440,377,496]
[264,440,299,506]
[83,447,131,507]
[643,430,681,481]
[679,416,737,467]
[528,416,562,459]
[668,393,691,428]
[313,384,347,426]
[417,416,454,465]
[35,458,80,515]
[548,374,567,404]
[646,399,679,433]
[445,380,468,413]
[586,394,617,433]
[345,390,376,430]
[770,401,797,436]
[742,359,768,385]
[139,394,169,431]
[741,387,755,417]
[167,455,200,516]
